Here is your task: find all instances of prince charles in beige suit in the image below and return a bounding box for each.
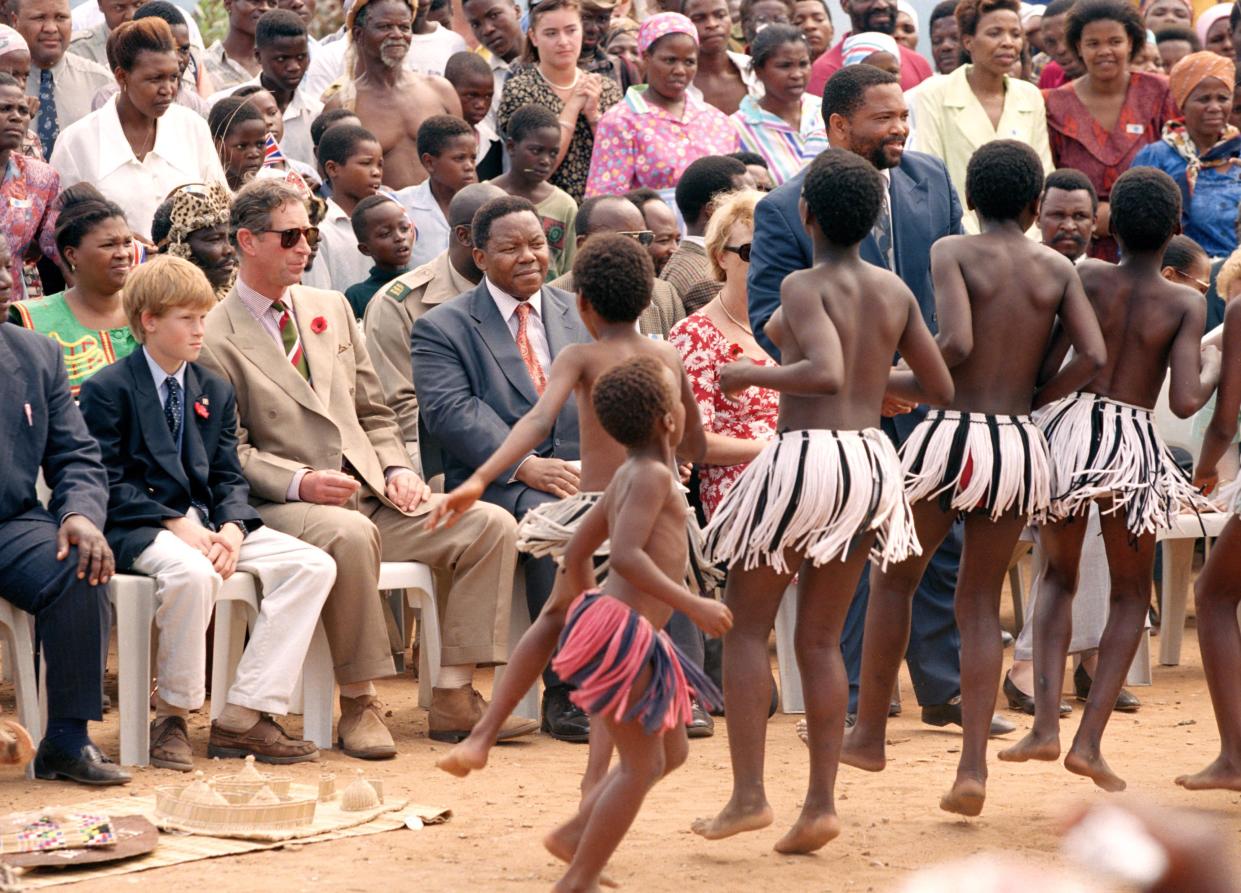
[199,180,536,759]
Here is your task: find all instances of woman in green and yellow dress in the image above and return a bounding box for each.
[9,185,136,397]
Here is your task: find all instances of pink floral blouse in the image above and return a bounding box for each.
[584,85,739,198]
[669,311,779,519]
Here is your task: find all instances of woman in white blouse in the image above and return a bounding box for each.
[50,18,225,242]
[907,0,1053,234]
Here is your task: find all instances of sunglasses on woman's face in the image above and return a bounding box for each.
[258,225,320,249]
[724,243,752,262]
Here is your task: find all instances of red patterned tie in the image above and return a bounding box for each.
[513,302,547,396]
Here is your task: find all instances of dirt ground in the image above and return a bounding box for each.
[1,571,1239,892]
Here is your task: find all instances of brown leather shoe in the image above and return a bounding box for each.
[150,716,193,772]
[208,715,319,764]
[338,695,397,760]
[428,685,538,743]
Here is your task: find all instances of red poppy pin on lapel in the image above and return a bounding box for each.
[311,316,328,334]
[194,397,209,420]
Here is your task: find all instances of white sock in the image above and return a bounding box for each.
[339,681,377,700]
[216,703,260,733]
[437,664,474,689]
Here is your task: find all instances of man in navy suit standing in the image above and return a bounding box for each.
[748,64,1013,735]
[413,196,595,742]
[0,242,128,786]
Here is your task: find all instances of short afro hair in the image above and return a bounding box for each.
[821,62,900,122]
[1155,25,1199,50]
[1043,0,1075,18]
[1162,234,1206,275]
[255,8,307,47]
[749,23,806,69]
[1109,166,1181,251]
[625,186,663,210]
[592,355,675,448]
[674,155,748,226]
[311,108,360,149]
[134,1,186,28]
[351,193,402,242]
[1066,0,1145,62]
[208,95,265,143]
[505,103,559,143]
[573,233,653,323]
[728,150,768,168]
[416,114,475,158]
[965,140,1043,221]
[955,0,1020,37]
[318,123,380,169]
[472,195,539,251]
[930,0,958,25]
[1042,168,1098,211]
[802,148,886,247]
[444,49,493,85]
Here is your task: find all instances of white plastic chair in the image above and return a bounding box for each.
[492,573,538,722]
[0,600,41,779]
[209,561,437,751]
[1157,511,1231,665]
[774,585,802,713]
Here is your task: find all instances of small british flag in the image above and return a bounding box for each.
[263,133,286,167]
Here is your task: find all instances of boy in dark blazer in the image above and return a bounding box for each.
[79,257,335,770]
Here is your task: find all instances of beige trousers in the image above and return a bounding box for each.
[257,488,518,684]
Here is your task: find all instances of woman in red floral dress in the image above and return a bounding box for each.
[669,189,778,519]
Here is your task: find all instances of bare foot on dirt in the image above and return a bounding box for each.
[773,809,840,854]
[0,721,34,766]
[1175,755,1241,791]
[1064,746,1126,792]
[691,799,775,840]
[436,736,490,777]
[544,823,619,888]
[997,731,1060,763]
[839,726,886,772]
[939,776,986,817]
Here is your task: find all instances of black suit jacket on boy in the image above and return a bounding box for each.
[78,349,263,571]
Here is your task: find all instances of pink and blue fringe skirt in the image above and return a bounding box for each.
[551,590,723,735]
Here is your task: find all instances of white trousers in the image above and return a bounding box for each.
[132,524,335,714]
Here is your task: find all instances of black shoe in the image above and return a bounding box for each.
[1003,673,1072,717]
[769,676,779,718]
[687,700,714,738]
[1074,664,1141,712]
[889,697,902,717]
[921,697,1015,737]
[541,688,590,743]
[34,741,130,786]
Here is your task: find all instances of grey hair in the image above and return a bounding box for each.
[229,179,304,247]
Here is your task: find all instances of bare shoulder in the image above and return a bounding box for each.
[930,233,969,260]
[862,263,916,310]
[425,74,459,105]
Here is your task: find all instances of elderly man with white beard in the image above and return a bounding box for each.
[321,0,462,189]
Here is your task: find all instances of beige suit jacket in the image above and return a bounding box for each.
[199,283,411,508]
[361,251,475,443]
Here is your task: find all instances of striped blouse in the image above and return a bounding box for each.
[730,94,828,186]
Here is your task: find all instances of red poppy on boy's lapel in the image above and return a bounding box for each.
[311,316,328,334]
[194,398,210,420]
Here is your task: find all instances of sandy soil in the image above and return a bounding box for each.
[1,575,1238,892]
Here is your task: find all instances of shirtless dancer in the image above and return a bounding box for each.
[323,0,462,189]
[693,148,954,854]
[1000,166,1217,791]
[841,141,1107,817]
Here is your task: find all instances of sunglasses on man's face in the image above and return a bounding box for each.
[617,230,655,247]
[724,242,752,262]
[257,226,320,249]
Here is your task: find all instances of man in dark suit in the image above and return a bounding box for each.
[413,195,593,741]
[748,64,1012,735]
[79,257,336,771]
[0,247,127,785]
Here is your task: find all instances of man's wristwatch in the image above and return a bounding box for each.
[223,519,249,539]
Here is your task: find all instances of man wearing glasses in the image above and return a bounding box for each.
[199,178,534,759]
[548,194,681,338]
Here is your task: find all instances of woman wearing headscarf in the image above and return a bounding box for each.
[585,13,738,198]
[1133,52,1241,258]
[896,0,921,50]
[1141,0,1192,34]
[150,182,236,297]
[841,31,903,74]
[1197,3,1235,56]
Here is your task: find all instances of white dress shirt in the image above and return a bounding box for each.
[27,52,113,139]
[209,77,324,167]
[49,98,227,240]
[315,197,373,293]
[144,347,187,409]
[395,179,450,270]
[485,277,551,372]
